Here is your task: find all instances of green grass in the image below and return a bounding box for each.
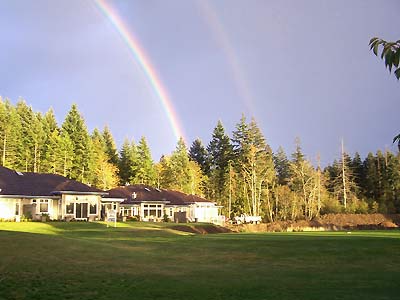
[0,222,399,300]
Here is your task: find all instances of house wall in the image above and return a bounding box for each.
[0,198,17,220]
[0,198,60,221]
[26,198,58,220]
[193,203,219,223]
[62,194,102,221]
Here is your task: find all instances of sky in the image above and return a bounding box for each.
[0,0,399,166]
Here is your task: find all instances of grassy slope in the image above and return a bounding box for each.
[0,222,399,300]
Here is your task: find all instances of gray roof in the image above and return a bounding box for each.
[107,184,214,206]
[0,166,105,197]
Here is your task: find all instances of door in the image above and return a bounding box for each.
[75,203,88,219]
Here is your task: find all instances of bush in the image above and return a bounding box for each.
[321,197,343,214]
[163,214,170,222]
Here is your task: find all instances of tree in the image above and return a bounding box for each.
[102,126,119,166]
[369,37,400,149]
[91,128,119,190]
[369,37,400,80]
[0,98,22,169]
[118,138,138,185]
[189,138,210,175]
[207,120,233,211]
[232,117,275,219]
[61,104,92,182]
[131,136,156,185]
[273,146,291,186]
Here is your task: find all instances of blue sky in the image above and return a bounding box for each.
[0,0,399,165]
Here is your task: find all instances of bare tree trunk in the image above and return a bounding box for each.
[2,132,6,166]
[317,153,321,216]
[33,143,37,172]
[228,161,232,219]
[341,139,347,209]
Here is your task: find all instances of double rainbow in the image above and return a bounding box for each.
[94,0,185,142]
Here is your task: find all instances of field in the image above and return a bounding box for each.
[0,222,399,300]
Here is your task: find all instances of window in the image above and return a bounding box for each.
[15,203,20,216]
[143,203,163,218]
[66,203,74,214]
[89,204,97,214]
[32,199,36,204]
[39,200,49,213]
[169,208,173,217]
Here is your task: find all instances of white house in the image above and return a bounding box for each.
[106,185,223,224]
[0,166,112,221]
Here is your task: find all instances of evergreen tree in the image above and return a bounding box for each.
[15,100,45,172]
[362,152,379,201]
[0,98,22,169]
[102,125,119,166]
[291,137,305,165]
[91,129,119,190]
[61,104,92,182]
[207,120,233,208]
[159,138,204,195]
[118,138,138,185]
[351,152,364,196]
[274,146,291,185]
[189,138,210,175]
[232,117,275,218]
[40,108,59,173]
[131,136,156,185]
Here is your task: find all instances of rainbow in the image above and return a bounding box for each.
[94,0,185,142]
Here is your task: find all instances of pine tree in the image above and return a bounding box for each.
[91,129,119,190]
[232,117,275,219]
[207,120,233,209]
[351,151,364,197]
[159,138,203,195]
[15,100,46,172]
[274,146,291,185]
[40,108,59,173]
[131,136,156,185]
[0,98,22,169]
[61,104,92,182]
[189,138,210,175]
[118,138,138,185]
[102,125,119,166]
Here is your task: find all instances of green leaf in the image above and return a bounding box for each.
[369,37,379,45]
[395,68,400,80]
[393,50,400,67]
[393,134,400,144]
[373,43,380,56]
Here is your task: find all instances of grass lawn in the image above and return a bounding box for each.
[0,222,399,300]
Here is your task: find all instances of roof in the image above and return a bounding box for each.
[0,166,105,197]
[107,184,214,206]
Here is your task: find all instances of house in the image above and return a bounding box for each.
[0,166,222,224]
[0,166,122,221]
[106,184,223,224]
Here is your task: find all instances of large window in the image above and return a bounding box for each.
[66,203,74,214]
[143,204,163,218]
[39,200,49,213]
[89,204,97,215]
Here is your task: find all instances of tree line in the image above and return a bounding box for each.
[1,97,399,220]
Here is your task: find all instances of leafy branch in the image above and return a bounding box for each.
[369,37,400,80]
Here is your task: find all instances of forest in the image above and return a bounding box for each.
[1,97,399,220]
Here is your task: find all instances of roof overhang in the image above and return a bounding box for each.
[0,195,60,199]
[101,197,125,203]
[52,191,108,196]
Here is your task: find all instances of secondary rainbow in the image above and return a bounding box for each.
[94,0,185,142]
[197,0,256,117]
